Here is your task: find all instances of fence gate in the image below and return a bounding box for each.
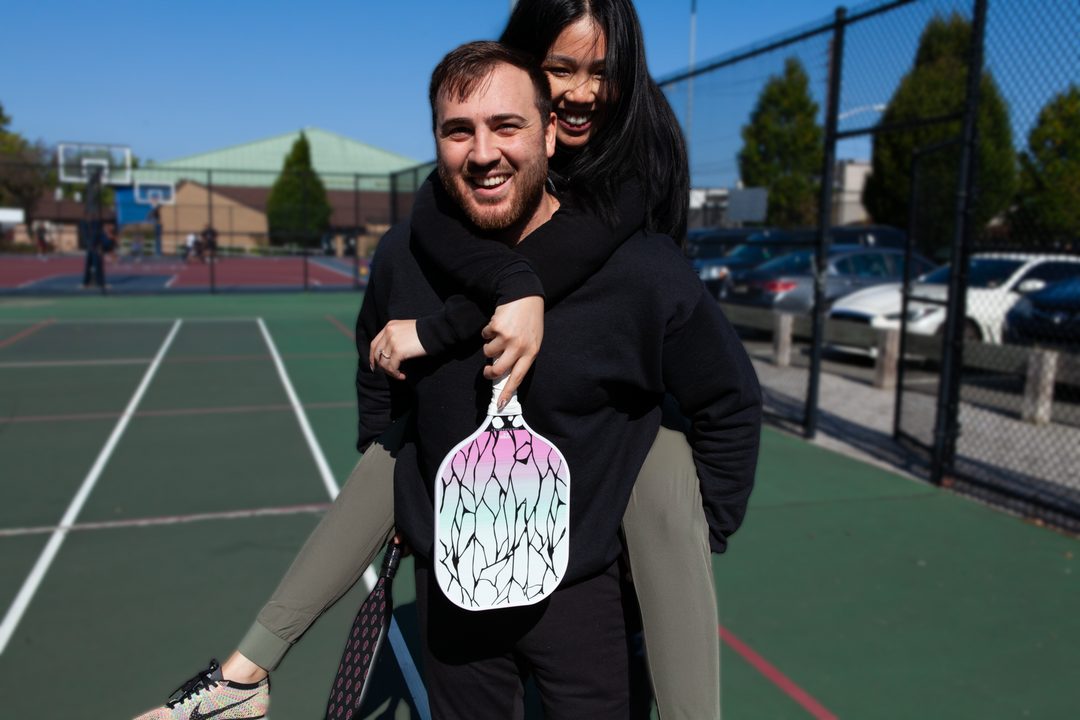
[893,139,962,462]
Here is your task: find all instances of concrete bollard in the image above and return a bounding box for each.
[1021,348,1058,425]
[773,313,793,367]
[873,329,900,390]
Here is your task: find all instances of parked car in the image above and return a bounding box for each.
[722,246,934,314]
[692,231,807,298]
[686,227,775,260]
[827,253,1080,354]
[692,225,908,299]
[1004,276,1080,349]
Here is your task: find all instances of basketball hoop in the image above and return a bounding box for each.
[134,180,176,207]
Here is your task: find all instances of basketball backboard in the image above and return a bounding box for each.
[134,180,176,206]
[57,143,133,186]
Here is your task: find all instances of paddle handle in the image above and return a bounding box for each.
[488,371,523,417]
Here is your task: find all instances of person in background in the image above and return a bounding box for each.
[184,232,197,263]
[35,223,49,260]
[201,223,218,263]
[103,223,119,265]
[80,214,105,288]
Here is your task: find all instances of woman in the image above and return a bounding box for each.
[135,2,739,719]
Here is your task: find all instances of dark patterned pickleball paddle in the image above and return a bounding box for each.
[324,541,403,720]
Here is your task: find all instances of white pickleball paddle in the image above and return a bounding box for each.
[433,372,570,610]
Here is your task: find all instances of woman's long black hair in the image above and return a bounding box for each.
[501,0,689,243]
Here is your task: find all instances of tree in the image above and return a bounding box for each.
[862,12,1015,257]
[738,57,823,228]
[1009,85,1080,245]
[266,132,332,246]
[0,101,55,238]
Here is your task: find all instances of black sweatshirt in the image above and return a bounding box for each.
[410,172,648,357]
[355,217,761,586]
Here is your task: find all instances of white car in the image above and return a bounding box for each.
[827,253,1080,355]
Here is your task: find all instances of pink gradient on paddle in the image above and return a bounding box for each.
[437,420,569,608]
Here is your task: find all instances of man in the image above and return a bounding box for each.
[357,42,760,719]
[201,223,218,262]
[80,213,105,288]
[35,223,48,260]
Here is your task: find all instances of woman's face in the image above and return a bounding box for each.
[543,17,608,148]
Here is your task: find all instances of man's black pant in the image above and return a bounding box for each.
[415,555,643,720]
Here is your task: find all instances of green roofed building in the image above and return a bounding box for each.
[137,127,420,192]
[132,128,428,251]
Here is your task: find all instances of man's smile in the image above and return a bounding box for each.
[468,173,513,198]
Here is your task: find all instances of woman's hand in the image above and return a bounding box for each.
[481,295,544,409]
[393,534,413,558]
[369,320,427,380]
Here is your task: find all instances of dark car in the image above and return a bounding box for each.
[691,225,907,299]
[746,225,907,250]
[722,246,936,314]
[689,229,806,297]
[1005,276,1080,349]
[685,227,775,260]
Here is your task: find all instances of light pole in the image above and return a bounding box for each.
[687,0,697,155]
[837,104,886,121]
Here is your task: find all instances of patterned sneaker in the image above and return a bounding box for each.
[133,659,269,720]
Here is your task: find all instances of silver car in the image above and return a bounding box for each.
[723,246,936,315]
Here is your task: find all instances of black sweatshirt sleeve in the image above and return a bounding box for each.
[354,268,412,452]
[408,172,646,356]
[662,292,762,553]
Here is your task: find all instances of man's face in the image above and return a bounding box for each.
[436,63,557,232]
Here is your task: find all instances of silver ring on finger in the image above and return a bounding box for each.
[379,348,391,360]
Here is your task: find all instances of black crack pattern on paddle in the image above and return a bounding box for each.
[437,420,568,607]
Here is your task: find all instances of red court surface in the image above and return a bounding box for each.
[0,255,365,290]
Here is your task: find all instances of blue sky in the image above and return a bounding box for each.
[1,0,842,163]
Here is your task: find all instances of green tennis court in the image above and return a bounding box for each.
[0,295,1076,719]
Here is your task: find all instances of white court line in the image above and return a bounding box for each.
[0,319,182,656]
[258,318,380,586]
[0,358,152,369]
[257,318,340,501]
[257,318,386,666]
[0,317,257,325]
[0,503,333,538]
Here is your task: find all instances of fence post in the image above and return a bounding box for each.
[302,171,309,292]
[207,169,216,294]
[389,171,399,225]
[874,329,900,390]
[773,313,793,367]
[805,6,846,437]
[1021,349,1058,425]
[354,173,360,289]
[930,0,987,485]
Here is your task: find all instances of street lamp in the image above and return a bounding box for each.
[838,104,886,121]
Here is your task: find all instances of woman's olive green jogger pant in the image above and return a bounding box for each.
[238,415,720,720]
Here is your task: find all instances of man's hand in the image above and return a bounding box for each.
[482,295,544,409]
[369,320,427,380]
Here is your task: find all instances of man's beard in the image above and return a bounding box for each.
[438,149,548,232]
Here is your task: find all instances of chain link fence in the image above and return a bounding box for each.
[946,0,1080,526]
[664,0,1080,530]
[0,161,437,294]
